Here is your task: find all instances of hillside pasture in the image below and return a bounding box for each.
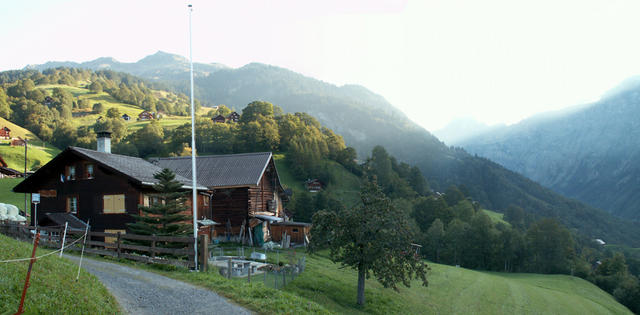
[286,252,631,314]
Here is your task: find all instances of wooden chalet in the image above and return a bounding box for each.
[0,127,10,139]
[13,133,210,234]
[228,112,240,123]
[212,115,226,123]
[305,179,323,192]
[152,152,287,244]
[138,111,154,121]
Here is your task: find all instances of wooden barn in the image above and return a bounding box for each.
[0,127,10,139]
[152,152,287,242]
[10,137,26,147]
[13,133,210,233]
[212,115,226,123]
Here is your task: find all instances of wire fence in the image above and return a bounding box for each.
[210,245,306,289]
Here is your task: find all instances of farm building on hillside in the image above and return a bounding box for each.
[121,114,131,121]
[0,127,10,139]
[13,132,210,234]
[138,111,154,121]
[10,137,26,146]
[151,152,288,245]
[212,115,226,123]
[305,179,323,192]
[228,112,240,123]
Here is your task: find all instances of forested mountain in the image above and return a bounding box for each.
[24,53,640,246]
[457,81,640,221]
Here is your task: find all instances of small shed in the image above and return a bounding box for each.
[122,114,131,121]
[270,221,311,244]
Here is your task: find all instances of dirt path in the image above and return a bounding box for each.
[65,255,251,315]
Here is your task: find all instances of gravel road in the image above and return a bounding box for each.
[65,255,251,315]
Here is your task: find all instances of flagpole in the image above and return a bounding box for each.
[188,3,198,271]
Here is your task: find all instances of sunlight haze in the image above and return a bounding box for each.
[2,0,640,131]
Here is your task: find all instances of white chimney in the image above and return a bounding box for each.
[97,131,112,153]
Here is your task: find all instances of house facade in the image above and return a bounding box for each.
[13,134,210,233]
[228,112,240,123]
[212,115,226,123]
[152,152,287,243]
[138,111,154,121]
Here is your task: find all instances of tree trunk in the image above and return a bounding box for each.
[357,266,366,306]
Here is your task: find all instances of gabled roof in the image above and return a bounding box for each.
[13,146,206,192]
[151,152,278,188]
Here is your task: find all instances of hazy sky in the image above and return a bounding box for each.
[2,0,640,131]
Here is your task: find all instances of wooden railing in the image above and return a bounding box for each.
[0,223,196,268]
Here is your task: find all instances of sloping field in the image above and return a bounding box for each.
[285,252,631,314]
[0,234,120,314]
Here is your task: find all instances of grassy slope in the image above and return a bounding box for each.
[0,178,26,213]
[273,154,362,208]
[0,234,120,314]
[482,209,510,226]
[0,117,60,171]
[285,252,631,315]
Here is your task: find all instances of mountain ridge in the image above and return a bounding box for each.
[23,52,640,246]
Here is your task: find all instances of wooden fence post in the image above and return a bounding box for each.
[151,234,156,259]
[198,234,208,272]
[247,264,251,283]
[116,232,121,259]
[227,259,232,279]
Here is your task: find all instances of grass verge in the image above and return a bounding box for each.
[0,234,120,314]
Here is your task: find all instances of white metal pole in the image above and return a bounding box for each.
[76,219,90,281]
[188,3,199,271]
[59,222,68,258]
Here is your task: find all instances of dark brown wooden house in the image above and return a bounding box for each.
[212,115,226,123]
[13,135,209,234]
[152,152,287,242]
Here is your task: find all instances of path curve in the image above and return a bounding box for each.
[65,255,251,315]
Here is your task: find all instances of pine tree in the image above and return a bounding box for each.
[127,169,191,238]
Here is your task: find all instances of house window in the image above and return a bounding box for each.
[66,196,78,214]
[85,164,94,179]
[293,228,299,233]
[66,165,76,180]
[103,194,125,214]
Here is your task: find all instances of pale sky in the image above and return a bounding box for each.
[2,0,640,131]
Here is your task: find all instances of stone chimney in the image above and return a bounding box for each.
[97,131,112,153]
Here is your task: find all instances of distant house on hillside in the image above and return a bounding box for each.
[10,137,26,147]
[212,115,226,123]
[12,132,210,234]
[228,112,240,123]
[305,179,323,192]
[0,127,10,139]
[138,111,153,121]
[121,114,131,121]
[44,96,53,106]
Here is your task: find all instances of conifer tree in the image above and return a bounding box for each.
[127,168,191,237]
